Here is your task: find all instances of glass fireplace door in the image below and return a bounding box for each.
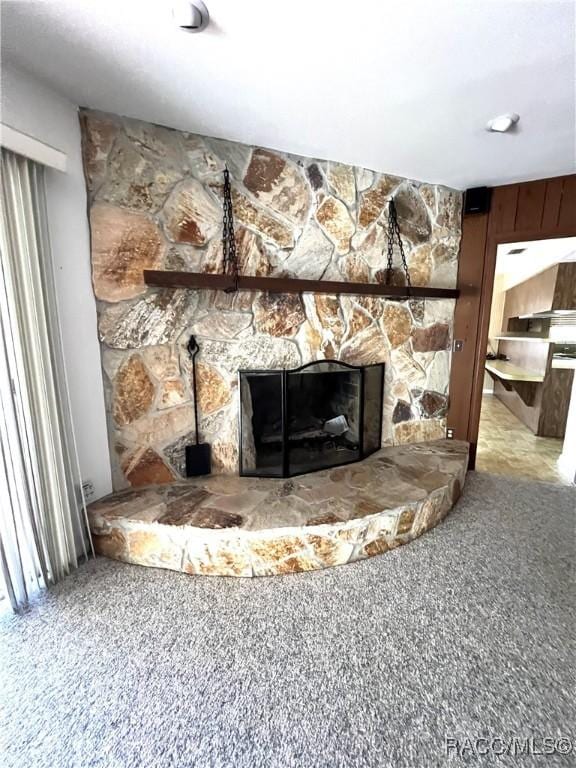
[239,370,284,477]
[238,360,384,478]
[285,362,361,475]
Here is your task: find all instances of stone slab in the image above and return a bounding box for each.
[88,439,468,577]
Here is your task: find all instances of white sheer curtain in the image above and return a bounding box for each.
[0,148,93,612]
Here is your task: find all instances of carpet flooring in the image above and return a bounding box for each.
[1,472,574,768]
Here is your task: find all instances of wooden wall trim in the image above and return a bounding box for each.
[447,214,488,442]
[447,174,576,467]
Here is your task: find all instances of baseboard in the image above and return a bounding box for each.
[557,453,576,484]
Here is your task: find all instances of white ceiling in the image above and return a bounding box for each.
[496,237,576,289]
[1,0,574,190]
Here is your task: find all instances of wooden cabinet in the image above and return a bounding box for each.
[493,263,576,437]
[502,265,558,319]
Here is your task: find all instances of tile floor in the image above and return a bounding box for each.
[477,394,571,484]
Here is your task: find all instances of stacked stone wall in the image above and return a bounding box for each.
[80,110,462,490]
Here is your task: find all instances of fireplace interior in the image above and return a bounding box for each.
[239,361,384,477]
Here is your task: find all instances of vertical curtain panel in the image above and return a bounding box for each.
[0,148,92,612]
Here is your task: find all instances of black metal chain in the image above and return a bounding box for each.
[385,198,412,291]
[222,167,239,292]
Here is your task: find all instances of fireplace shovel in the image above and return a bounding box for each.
[185,335,212,476]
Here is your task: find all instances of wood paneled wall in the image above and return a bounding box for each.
[553,262,576,310]
[447,174,576,466]
[539,368,574,438]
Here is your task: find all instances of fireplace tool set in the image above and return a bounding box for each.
[184,335,211,476]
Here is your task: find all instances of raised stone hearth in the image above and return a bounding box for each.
[88,439,468,576]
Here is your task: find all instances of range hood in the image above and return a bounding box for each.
[519,310,576,320]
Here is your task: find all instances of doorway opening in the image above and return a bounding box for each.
[476,236,576,484]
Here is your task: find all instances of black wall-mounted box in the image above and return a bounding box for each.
[464,186,492,215]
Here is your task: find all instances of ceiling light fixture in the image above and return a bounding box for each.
[486,113,520,133]
[172,1,210,33]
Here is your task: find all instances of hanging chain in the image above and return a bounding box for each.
[385,203,395,283]
[222,167,239,293]
[384,198,412,292]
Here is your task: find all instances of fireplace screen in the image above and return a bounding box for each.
[239,360,384,478]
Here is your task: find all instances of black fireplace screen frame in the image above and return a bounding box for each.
[238,359,385,478]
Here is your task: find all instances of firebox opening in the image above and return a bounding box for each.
[239,361,384,478]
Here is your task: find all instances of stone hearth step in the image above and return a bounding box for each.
[88,439,468,577]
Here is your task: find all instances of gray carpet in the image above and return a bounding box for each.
[1,472,574,768]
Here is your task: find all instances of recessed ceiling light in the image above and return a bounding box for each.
[486,113,520,133]
[172,1,210,33]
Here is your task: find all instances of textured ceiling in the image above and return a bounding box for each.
[1,0,574,189]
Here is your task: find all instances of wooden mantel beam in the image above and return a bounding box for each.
[143,270,460,300]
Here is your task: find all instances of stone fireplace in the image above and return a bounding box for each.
[79,109,462,491]
[239,360,383,477]
[80,109,469,577]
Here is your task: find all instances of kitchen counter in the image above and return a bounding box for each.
[485,360,545,383]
